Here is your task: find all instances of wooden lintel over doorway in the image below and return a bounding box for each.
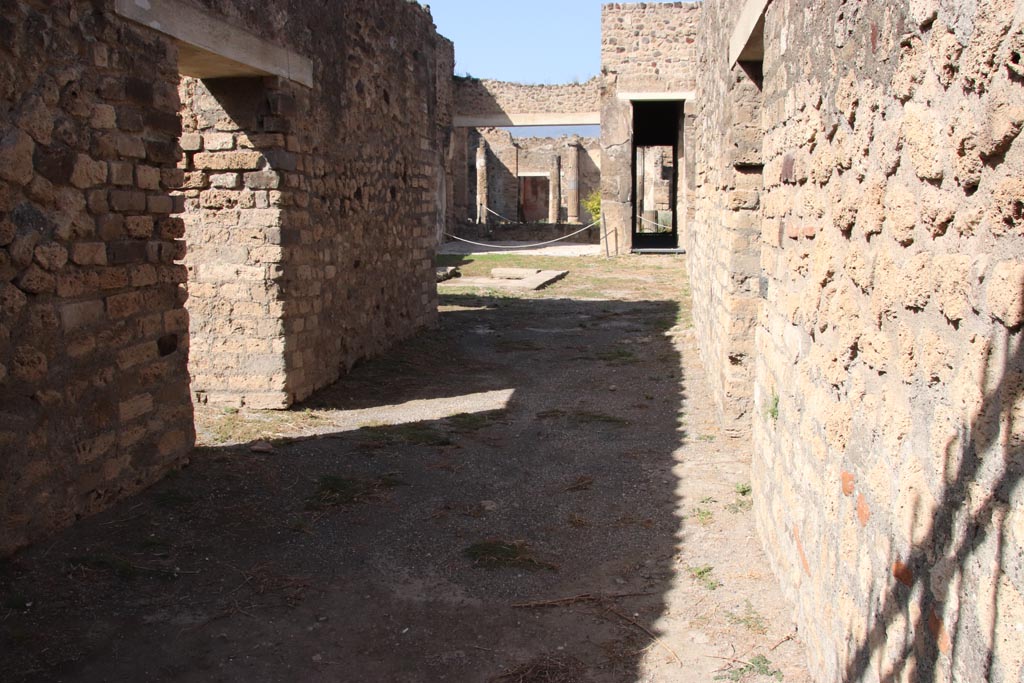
[113,0,314,87]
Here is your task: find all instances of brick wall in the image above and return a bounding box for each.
[180,0,451,409]
[1,0,453,554]
[0,0,193,554]
[689,0,1024,680]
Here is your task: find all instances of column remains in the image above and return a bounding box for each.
[548,155,561,224]
[566,137,580,223]
[476,139,488,224]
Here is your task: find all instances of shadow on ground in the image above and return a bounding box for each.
[1,293,694,682]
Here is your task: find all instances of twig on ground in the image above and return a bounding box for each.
[469,645,500,653]
[100,503,146,526]
[133,564,200,575]
[511,591,654,609]
[603,605,682,667]
[706,654,752,666]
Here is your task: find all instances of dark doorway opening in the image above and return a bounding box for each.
[519,175,550,223]
[631,101,683,250]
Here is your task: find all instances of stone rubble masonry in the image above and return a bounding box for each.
[602,2,703,93]
[454,78,600,119]
[600,2,702,253]
[690,0,1024,681]
[1,0,452,555]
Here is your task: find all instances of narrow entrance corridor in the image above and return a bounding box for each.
[2,254,809,682]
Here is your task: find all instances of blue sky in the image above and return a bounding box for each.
[427,0,605,84]
[427,0,607,137]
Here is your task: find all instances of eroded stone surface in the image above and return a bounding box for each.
[0,0,451,556]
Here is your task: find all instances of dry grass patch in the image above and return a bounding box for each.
[464,540,558,571]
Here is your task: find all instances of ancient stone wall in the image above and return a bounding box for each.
[600,2,701,253]
[602,2,702,93]
[690,0,1024,680]
[454,78,600,119]
[1,0,453,554]
[467,128,519,223]
[687,3,761,436]
[0,0,193,554]
[517,137,602,224]
[452,127,470,230]
[462,132,601,225]
[180,0,451,408]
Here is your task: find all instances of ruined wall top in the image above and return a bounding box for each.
[169,0,453,86]
[601,1,702,93]
[182,0,441,46]
[454,78,601,125]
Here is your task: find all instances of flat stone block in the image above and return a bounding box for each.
[440,270,569,291]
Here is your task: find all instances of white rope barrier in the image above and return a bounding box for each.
[636,213,672,229]
[484,206,520,223]
[444,220,601,250]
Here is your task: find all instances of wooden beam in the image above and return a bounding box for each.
[114,0,314,87]
[729,0,771,66]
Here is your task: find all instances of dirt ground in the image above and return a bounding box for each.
[0,252,812,683]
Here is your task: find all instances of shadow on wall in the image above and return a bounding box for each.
[0,294,691,683]
[845,296,1024,680]
[453,76,506,118]
[180,75,305,410]
[0,6,193,554]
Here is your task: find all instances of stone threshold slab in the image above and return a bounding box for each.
[439,268,568,291]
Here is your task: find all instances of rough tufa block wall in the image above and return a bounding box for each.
[691,0,1024,680]
[1,0,453,554]
[601,1,703,86]
[0,0,194,554]
[600,2,701,253]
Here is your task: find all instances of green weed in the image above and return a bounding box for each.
[153,489,195,509]
[691,507,714,525]
[536,409,629,427]
[357,423,453,448]
[595,348,640,364]
[714,654,782,681]
[687,564,721,591]
[2,593,29,610]
[725,600,768,635]
[727,483,754,513]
